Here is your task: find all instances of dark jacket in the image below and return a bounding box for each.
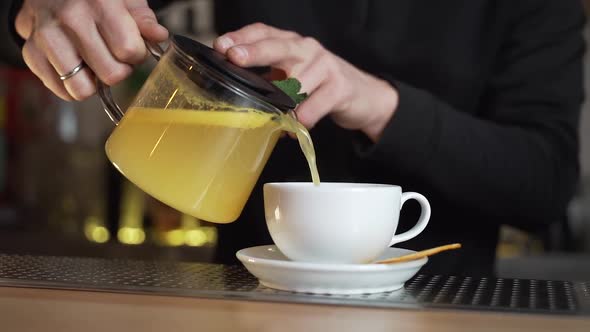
[9,0,586,276]
[210,0,586,277]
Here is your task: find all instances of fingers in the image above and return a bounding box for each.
[58,4,132,87]
[15,4,33,39]
[294,83,339,129]
[212,23,383,134]
[214,22,333,89]
[213,22,360,131]
[226,37,323,67]
[225,38,304,67]
[33,23,96,101]
[225,37,325,91]
[96,1,147,64]
[216,23,338,127]
[127,2,169,42]
[214,22,299,53]
[295,62,356,129]
[22,40,72,101]
[296,54,330,94]
[18,0,168,102]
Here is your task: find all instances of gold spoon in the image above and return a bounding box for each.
[374,243,462,264]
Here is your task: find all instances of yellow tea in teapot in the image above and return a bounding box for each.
[106,106,319,223]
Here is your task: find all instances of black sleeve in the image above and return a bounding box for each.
[362,0,585,228]
[7,0,178,48]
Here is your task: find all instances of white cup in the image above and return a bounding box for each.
[263,182,431,264]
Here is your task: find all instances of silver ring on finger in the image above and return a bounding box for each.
[59,61,86,81]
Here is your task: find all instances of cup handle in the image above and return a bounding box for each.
[96,40,165,125]
[389,192,431,246]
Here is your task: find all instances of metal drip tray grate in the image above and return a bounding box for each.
[0,254,588,316]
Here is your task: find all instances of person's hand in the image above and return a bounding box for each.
[15,0,168,101]
[213,23,399,142]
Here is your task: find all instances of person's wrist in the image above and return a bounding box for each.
[362,78,399,142]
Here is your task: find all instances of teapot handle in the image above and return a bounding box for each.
[96,41,165,125]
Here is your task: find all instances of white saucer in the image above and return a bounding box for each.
[236,245,427,295]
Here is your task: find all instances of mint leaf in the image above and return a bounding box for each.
[272,78,308,105]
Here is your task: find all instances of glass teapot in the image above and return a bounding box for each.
[97,35,297,224]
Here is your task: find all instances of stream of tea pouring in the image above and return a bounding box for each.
[280,110,320,185]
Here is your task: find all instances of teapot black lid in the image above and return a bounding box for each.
[171,35,296,112]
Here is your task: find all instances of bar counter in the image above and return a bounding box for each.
[0,254,589,331]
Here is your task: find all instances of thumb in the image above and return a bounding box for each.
[127,4,169,42]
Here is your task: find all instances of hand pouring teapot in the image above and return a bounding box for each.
[97,35,298,224]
